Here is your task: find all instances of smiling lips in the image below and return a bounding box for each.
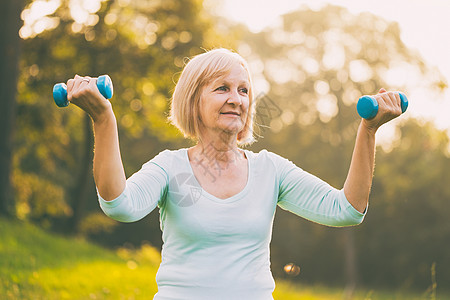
[221,111,240,116]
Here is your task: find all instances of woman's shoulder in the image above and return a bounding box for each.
[244,148,288,165]
[246,149,303,180]
[142,148,187,170]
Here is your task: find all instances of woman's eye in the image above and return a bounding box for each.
[216,86,228,91]
[214,86,248,94]
[240,88,248,94]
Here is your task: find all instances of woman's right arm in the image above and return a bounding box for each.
[67,75,126,201]
[92,110,126,200]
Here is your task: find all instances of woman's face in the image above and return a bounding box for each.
[198,63,250,139]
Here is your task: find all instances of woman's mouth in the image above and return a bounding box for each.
[220,111,240,116]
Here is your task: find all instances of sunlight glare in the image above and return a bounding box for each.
[20,0,60,38]
[210,0,450,133]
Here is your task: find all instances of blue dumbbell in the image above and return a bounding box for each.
[53,75,113,107]
[357,92,408,119]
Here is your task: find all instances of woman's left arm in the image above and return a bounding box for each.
[343,88,404,213]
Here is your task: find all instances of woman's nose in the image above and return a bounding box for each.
[226,89,242,105]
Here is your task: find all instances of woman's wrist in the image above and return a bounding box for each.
[91,103,116,125]
[360,119,378,137]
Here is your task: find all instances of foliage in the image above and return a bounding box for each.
[14,0,222,227]
[224,4,450,291]
[359,120,450,290]
[77,212,118,236]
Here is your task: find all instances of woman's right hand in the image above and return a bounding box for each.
[66,74,113,123]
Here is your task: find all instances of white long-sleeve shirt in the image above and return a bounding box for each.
[98,148,365,299]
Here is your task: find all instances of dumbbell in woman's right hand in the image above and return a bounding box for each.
[53,74,113,107]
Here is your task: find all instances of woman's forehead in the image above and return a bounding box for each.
[209,64,250,86]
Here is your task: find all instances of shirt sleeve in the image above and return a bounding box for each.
[272,152,366,227]
[98,151,170,223]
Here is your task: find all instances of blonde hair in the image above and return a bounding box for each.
[169,48,255,146]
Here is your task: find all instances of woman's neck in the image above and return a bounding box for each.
[190,132,245,167]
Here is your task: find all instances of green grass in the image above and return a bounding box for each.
[0,217,158,299]
[0,217,444,299]
[272,281,440,300]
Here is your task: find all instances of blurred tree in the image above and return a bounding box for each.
[12,0,450,293]
[362,120,450,291]
[14,0,222,233]
[221,4,447,292]
[0,0,25,216]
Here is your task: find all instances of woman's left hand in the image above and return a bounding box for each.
[362,88,403,133]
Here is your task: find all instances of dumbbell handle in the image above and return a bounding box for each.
[357,92,408,119]
[53,75,113,107]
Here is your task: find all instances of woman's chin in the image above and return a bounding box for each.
[199,120,245,139]
[219,122,244,134]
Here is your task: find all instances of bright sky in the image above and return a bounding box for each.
[208,0,450,135]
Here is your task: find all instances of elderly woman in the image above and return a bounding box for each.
[67,48,402,299]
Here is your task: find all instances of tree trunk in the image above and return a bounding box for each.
[0,0,24,216]
[68,114,94,233]
[343,228,357,299]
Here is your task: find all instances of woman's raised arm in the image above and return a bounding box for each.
[67,75,126,200]
[343,88,403,212]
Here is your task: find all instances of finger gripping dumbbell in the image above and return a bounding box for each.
[53,75,114,107]
[357,92,408,119]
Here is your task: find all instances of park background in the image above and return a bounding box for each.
[1,0,449,299]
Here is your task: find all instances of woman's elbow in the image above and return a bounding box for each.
[100,206,146,223]
[330,211,365,227]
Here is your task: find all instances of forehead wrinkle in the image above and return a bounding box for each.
[225,61,249,77]
[212,75,250,87]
